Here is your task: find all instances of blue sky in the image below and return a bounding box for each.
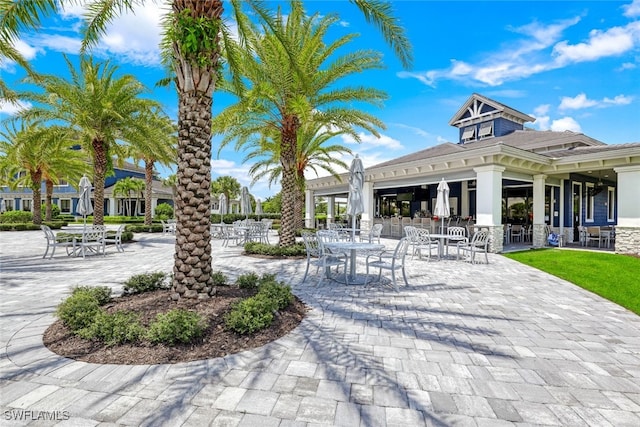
[2,0,639,200]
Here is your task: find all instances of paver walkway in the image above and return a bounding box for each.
[1,230,639,426]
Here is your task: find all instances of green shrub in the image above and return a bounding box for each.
[56,291,101,332]
[72,286,112,305]
[236,272,260,289]
[244,242,306,257]
[211,271,228,286]
[225,295,274,334]
[41,203,61,218]
[126,224,164,233]
[122,272,168,295]
[79,310,145,346]
[0,210,33,224]
[155,203,174,219]
[147,309,206,345]
[258,282,293,311]
[257,273,277,287]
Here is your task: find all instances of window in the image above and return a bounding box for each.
[478,121,493,138]
[2,199,14,211]
[461,126,476,142]
[22,199,32,212]
[607,187,615,221]
[585,183,594,222]
[55,179,69,187]
[60,199,71,214]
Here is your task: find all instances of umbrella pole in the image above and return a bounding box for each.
[352,216,356,242]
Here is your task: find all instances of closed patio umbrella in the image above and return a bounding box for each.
[434,177,450,234]
[0,199,5,213]
[77,175,93,228]
[240,186,252,219]
[346,155,365,242]
[218,193,227,224]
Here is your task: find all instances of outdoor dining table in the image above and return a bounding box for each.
[64,227,106,258]
[325,241,385,285]
[429,233,466,258]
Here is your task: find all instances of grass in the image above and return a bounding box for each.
[504,249,640,316]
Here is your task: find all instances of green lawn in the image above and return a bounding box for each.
[504,249,640,316]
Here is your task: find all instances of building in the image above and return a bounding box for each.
[0,160,174,218]
[304,93,640,255]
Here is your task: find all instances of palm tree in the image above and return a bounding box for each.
[0,123,88,224]
[126,110,177,225]
[213,2,388,246]
[16,55,160,225]
[1,0,411,298]
[210,175,241,210]
[245,121,352,230]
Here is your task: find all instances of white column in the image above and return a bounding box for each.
[108,197,116,216]
[474,166,504,226]
[305,189,315,229]
[613,165,640,255]
[461,180,469,218]
[327,196,335,224]
[559,179,565,239]
[532,174,547,247]
[614,165,640,227]
[473,165,505,253]
[361,181,374,230]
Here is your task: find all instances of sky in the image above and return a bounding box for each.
[1,0,639,200]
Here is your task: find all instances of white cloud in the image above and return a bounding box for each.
[550,117,582,132]
[399,14,640,87]
[392,123,431,138]
[559,93,634,110]
[623,0,640,18]
[32,34,82,55]
[340,132,403,150]
[618,61,637,70]
[552,23,640,64]
[0,100,32,116]
[559,93,598,110]
[531,104,551,130]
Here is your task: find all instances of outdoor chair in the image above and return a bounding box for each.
[510,224,524,243]
[301,231,347,285]
[365,237,411,291]
[402,225,420,258]
[390,217,401,237]
[77,227,107,259]
[161,219,176,235]
[446,226,467,256]
[456,230,489,264]
[414,228,439,261]
[103,224,126,252]
[260,219,273,244]
[359,223,383,244]
[41,225,75,259]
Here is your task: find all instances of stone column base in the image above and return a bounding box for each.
[476,225,503,253]
[614,227,640,255]
[532,224,547,248]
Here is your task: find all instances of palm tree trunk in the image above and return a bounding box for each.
[144,160,153,226]
[92,138,108,225]
[172,91,214,299]
[279,115,300,247]
[29,170,42,225]
[45,179,53,221]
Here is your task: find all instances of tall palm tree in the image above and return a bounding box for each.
[214,2,388,246]
[1,0,411,298]
[245,121,352,230]
[16,55,160,225]
[210,175,241,209]
[0,123,88,224]
[126,110,177,225]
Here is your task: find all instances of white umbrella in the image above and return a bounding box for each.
[0,199,6,213]
[240,186,252,219]
[218,193,227,224]
[77,175,93,228]
[434,177,450,234]
[255,198,263,219]
[346,154,365,242]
